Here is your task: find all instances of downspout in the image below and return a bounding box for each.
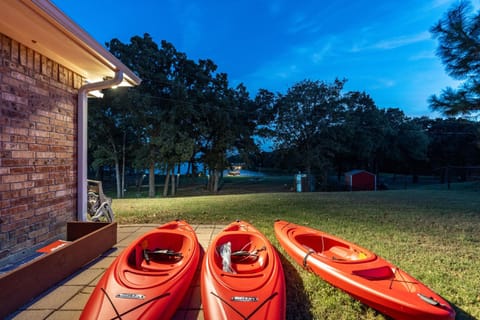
[77,71,124,221]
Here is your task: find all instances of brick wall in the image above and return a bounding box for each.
[0,33,85,263]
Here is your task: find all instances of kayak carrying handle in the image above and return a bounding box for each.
[303,249,315,268]
[417,293,445,308]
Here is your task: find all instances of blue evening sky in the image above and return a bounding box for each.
[54,0,477,118]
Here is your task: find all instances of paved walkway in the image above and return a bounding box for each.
[7,223,227,320]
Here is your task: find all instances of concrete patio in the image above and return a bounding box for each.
[7,223,227,320]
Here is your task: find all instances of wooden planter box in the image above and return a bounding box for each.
[0,221,117,319]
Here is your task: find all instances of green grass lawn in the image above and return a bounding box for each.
[112,188,479,319]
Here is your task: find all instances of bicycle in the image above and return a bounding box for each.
[87,180,114,223]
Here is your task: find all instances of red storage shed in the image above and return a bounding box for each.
[345,170,376,191]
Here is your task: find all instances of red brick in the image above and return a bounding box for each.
[11,196,33,207]
[33,192,55,202]
[1,92,16,102]
[48,183,66,191]
[11,134,34,143]
[50,145,68,153]
[4,126,28,136]
[1,174,27,183]
[34,179,54,187]
[11,119,33,129]
[34,165,57,173]
[0,189,28,200]
[11,150,34,158]
[28,143,49,152]
[30,186,49,195]
[11,180,34,190]
[35,136,53,145]
[29,172,49,180]
[35,123,53,132]
[29,128,49,138]
[28,227,48,239]
[0,199,10,208]
[10,167,34,174]
[28,85,48,97]
[29,114,49,124]
[0,133,11,142]
[0,183,11,192]
[55,190,70,197]
[35,151,56,159]
[2,142,28,150]
[1,158,30,166]
[0,204,28,217]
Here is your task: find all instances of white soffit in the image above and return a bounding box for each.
[0,0,141,87]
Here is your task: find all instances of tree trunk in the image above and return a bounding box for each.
[306,165,311,176]
[163,169,170,197]
[114,158,121,198]
[206,169,213,192]
[121,132,126,198]
[136,171,145,193]
[213,169,220,193]
[110,141,121,198]
[148,163,155,198]
[171,171,176,196]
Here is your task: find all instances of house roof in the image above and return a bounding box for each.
[0,0,141,87]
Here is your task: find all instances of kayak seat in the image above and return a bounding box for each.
[127,231,190,271]
[140,249,183,271]
[327,246,363,261]
[231,250,268,274]
[140,260,177,272]
[128,243,185,271]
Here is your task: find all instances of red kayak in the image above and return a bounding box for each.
[274,220,455,320]
[80,220,201,320]
[201,220,286,320]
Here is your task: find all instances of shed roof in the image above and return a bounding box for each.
[345,170,375,176]
[0,0,141,87]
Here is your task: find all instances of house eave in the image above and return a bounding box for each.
[0,0,141,87]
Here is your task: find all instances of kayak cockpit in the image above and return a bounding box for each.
[215,233,268,275]
[118,231,194,288]
[295,233,376,263]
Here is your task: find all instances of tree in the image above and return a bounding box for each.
[106,34,165,197]
[253,88,277,140]
[424,118,480,169]
[430,1,480,116]
[88,87,136,198]
[107,35,198,197]
[274,79,346,180]
[383,112,429,175]
[94,34,268,195]
[198,72,238,192]
[335,91,385,176]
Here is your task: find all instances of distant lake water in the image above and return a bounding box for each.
[225,169,265,177]
[151,163,265,177]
